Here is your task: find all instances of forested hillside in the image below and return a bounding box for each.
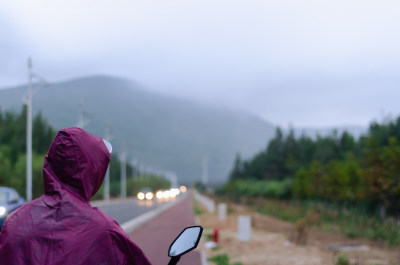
[225,117,400,216]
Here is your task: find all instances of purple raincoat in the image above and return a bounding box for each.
[0,127,152,265]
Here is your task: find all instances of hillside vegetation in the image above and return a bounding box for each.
[220,117,400,245]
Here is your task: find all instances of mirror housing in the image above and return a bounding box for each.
[168,226,203,258]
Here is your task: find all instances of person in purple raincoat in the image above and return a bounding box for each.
[0,127,152,265]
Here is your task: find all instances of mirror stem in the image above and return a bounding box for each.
[168,256,181,265]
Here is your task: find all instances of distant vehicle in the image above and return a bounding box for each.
[0,187,25,228]
[156,188,181,200]
[137,188,154,200]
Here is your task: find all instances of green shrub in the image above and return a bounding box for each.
[259,199,305,223]
[336,254,350,265]
[208,254,242,265]
[223,179,292,199]
[208,254,229,265]
[211,246,221,251]
[194,200,204,215]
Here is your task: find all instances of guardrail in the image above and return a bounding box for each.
[193,190,215,213]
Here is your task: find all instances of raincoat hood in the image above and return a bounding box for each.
[44,127,110,201]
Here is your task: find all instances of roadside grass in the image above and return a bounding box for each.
[204,232,212,241]
[212,246,222,251]
[256,198,400,246]
[208,254,242,265]
[258,199,306,223]
[193,199,204,215]
[336,254,350,265]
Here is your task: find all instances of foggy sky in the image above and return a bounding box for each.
[1,0,400,127]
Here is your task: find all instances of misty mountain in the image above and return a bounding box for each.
[0,76,276,185]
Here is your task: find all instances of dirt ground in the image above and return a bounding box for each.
[195,199,400,265]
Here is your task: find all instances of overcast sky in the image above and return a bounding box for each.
[1,0,399,128]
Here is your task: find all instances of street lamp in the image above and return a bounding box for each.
[103,127,112,201]
[26,58,49,201]
[120,149,127,199]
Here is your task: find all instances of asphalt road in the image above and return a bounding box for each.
[130,192,201,265]
[91,198,172,225]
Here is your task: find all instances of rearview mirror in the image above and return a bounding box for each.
[168,226,203,262]
[8,199,19,204]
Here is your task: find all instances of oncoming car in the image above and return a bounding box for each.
[0,187,25,228]
[137,188,154,201]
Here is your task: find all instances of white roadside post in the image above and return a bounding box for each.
[218,203,227,221]
[207,197,215,213]
[193,190,215,213]
[237,215,251,241]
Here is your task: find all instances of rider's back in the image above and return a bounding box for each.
[0,127,151,265]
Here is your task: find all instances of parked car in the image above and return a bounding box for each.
[0,187,25,228]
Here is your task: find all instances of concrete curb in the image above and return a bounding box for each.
[201,251,209,265]
[120,192,188,233]
[194,194,209,265]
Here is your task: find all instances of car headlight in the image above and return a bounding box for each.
[0,206,6,217]
[137,192,145,200]
[145,192,153,200]
[156,191,164,199]
[163,190,171,198]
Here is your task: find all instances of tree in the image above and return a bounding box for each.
[363,136,391,217]
[263,127,286,179]
[229,153,244,180]
[380,137,400,214]
[339,132,356,158]
[314,134,339,163]
[284,129,300,178]
[293,168,312,199]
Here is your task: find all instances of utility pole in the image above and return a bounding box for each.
[120,149,127,199]
[171,172,178,187]
[131,158,138,179]
[103,126,112,201]
[166,171,178,187]
[77,100,89,129]
[25,58,50,201]
[26,58,33,202]
[140,164,146,178]
[202,156,208,185]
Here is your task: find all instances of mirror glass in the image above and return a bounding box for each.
[169,226,202,257]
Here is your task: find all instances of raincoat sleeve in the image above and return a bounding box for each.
[108,222,152,265]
